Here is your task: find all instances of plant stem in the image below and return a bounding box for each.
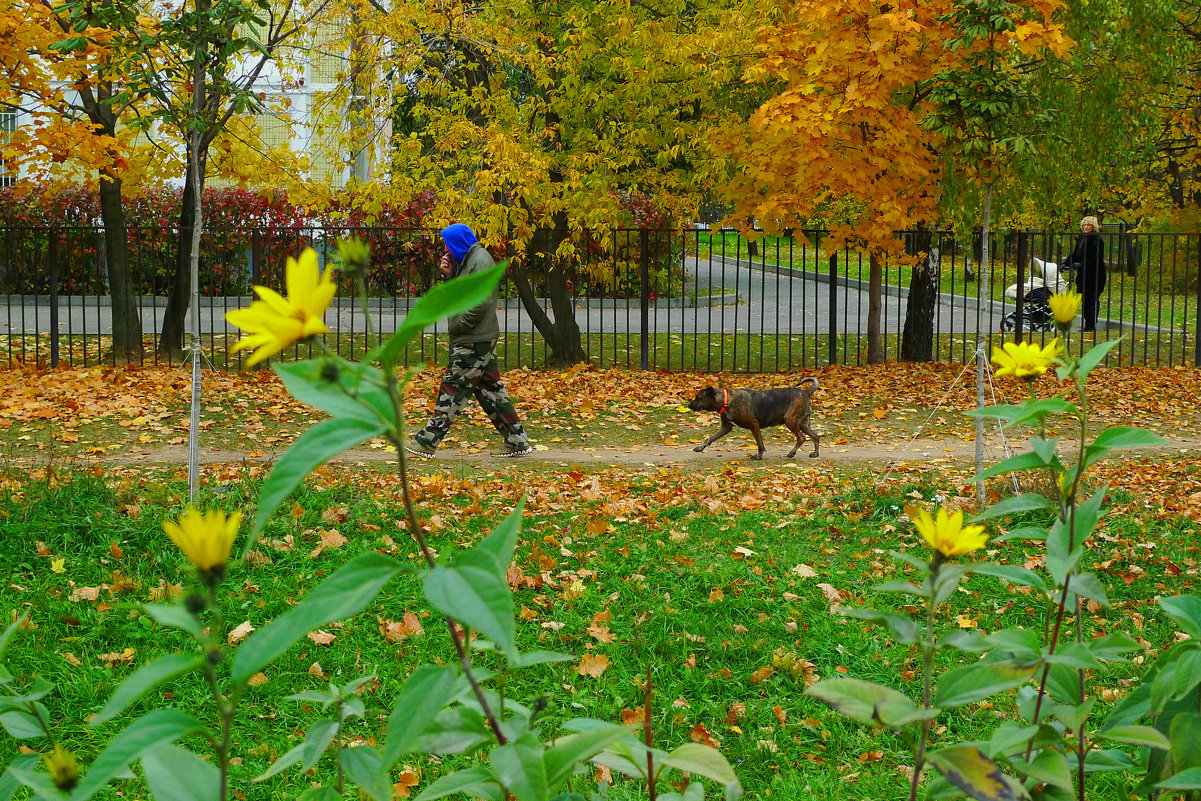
[909,566,940,801]
[644,663,656,801]
[380,356,506,745]
[348,278,507,745]
[334,699,345,794]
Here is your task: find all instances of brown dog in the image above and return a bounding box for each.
[687,378,820,460]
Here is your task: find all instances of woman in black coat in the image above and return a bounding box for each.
[1067,216,1105,331]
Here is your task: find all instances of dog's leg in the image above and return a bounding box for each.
[800,419,820,457]
[694,418,734,452]
[748,421,766,460]
[784,398,806,458]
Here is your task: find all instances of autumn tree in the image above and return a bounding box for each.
[1,0,156,361]
[317,0,748,364]
[138,0,317,357]
[714,0,959,363]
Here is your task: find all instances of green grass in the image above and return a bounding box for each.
[0,465,1196,799]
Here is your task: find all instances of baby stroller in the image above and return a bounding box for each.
[1000,285,1056,332]
[999,256,1069,333]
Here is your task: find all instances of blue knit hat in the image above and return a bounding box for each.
[440,224,478,264]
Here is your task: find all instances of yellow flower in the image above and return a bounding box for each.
[1048,290,1082,326]
[908,505,988,558]
[226,248,336,366]
[992,338,1062,380]
[163,507,242,581]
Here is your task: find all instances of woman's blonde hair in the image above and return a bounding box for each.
[1081,216,1099,230]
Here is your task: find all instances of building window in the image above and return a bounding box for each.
[0,107,15,188]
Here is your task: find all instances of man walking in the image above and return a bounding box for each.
[406,224,533,459]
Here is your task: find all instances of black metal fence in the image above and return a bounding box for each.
[2,225,1197,371]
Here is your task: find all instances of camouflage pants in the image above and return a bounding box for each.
[413,341,530,450]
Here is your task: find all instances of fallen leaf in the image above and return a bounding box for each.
[228,620,255,645]
[307,629,337,646]
[577,653,611,678]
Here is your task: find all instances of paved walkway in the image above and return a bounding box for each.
[2,258,1016,339]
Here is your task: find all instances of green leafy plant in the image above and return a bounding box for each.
[0,239,741,801]
[805,294,1199,800]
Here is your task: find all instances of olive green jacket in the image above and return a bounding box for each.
[447,243,501,345]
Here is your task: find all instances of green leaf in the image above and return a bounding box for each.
[1160,595,1201,639]
[6,763,67,800]
[423,502,525,659]
[1066,572,1108,607]
[254,719,338,781]
[660,743,741,791]
[1071,748,1134,773]
[511,651,575,668]
[870,579,928,598]
[383,666,458,766]
[232,552,403,684]
[1044,663,1080,704]
[1049,699,1094,731]
[1008,749,1072,791]
[1075,338,1124,381]
[250,416,389,541]
[1082,427,1167,469]
[414,767,504,801]
[0,710,45,739]
[972,564,1046,594]
[805,678,932,729]
[971,494,1052,522]
[841,607,919,643]
[966,398,1076,427]
[975,450,1052,481]
[1097,725,1171,751]
[274,360,392,425]
[0,756,36,801]
[93,654,204,725]
[71,709,208,800]
[926,745,1017,801]
[369,262,507,368]
[1045,520,1080,586]
[140,605,205,639]
[1156,767,1201,791]
[0,616,27,657]
[418,707,492,755]
[1171,713,1201,772]
[935,662,1036,708]
[995,525,1048,543]
[141,743,220,801]
[1029,437,1059,464]
[339,745,392,801]
[491,737,549,801]
[987,723,1040,758]
[545,724,631,789]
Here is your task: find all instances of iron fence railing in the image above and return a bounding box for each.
[1,225,1197,371]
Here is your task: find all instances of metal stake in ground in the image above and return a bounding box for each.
[976,342,986,506]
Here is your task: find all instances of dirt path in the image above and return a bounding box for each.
[69,432,1201,471]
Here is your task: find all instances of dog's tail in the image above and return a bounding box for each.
[795,376,819,394]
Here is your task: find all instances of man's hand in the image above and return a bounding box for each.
[439,252,453,278]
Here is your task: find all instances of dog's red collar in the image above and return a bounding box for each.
[718,388,728,416]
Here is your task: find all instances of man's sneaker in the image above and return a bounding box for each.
[493,444,533,458]
[405,442,437,460]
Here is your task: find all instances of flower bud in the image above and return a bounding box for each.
[335,237,371,279]
[43,746,79,791]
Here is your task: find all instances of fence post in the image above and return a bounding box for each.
[1195,234,1201,367]
[639,228,650,370]
[1014,230,1028,343]
[828,252,837,366]
[48,227,60,369]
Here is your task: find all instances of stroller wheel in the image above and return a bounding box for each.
[1000,312,1017,332]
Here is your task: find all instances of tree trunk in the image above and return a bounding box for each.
[158,153,206,357]
[901,235,939,362]
[980,182,993,300]
[96,171,143,363]
[512,215,586,365]
[867,252,885,363]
